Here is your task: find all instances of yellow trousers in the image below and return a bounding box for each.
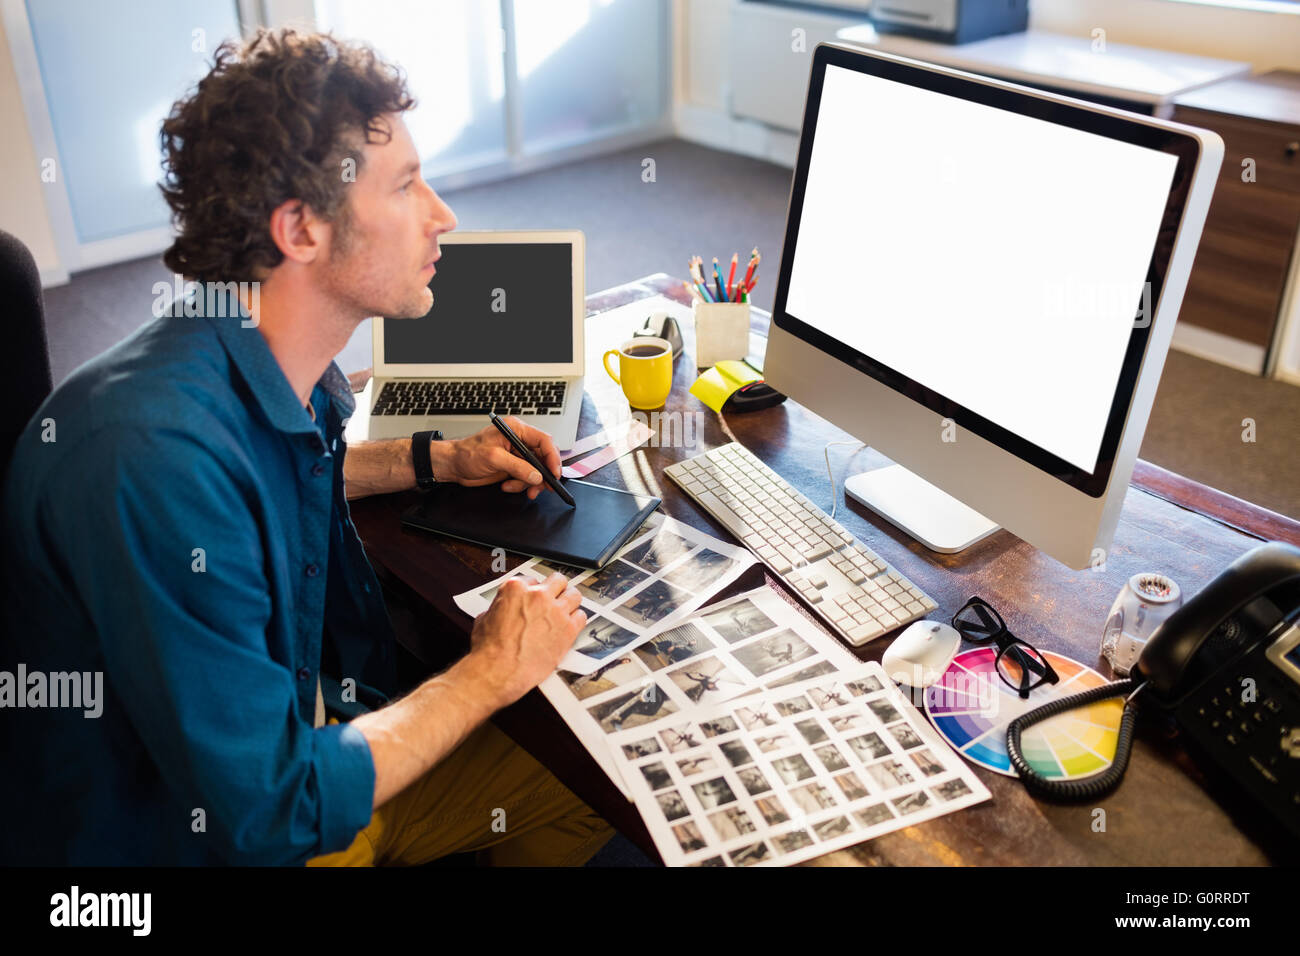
[307,717,614,866]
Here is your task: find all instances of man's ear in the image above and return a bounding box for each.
[267,198,326,265]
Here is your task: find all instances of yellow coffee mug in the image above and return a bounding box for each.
[602,337,673,410]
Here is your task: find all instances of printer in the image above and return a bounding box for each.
[870,0,1029,45]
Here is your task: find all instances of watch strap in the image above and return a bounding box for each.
[411,430,443,491]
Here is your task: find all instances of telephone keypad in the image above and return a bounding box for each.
[1177,645,1300,840]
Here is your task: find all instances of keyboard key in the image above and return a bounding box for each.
[849,622,883,642]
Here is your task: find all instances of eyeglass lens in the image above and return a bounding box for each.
[953,599,1003,641]
[996,641,1051,693]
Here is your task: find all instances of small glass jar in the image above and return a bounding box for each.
[1101,573,1182,676]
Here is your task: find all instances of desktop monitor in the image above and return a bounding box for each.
[763,44,1223,570]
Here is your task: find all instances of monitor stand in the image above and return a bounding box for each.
[844,464,999,554]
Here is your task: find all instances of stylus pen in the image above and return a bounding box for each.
[489,411,576,507]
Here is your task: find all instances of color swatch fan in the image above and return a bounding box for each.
[924,648,1123,778]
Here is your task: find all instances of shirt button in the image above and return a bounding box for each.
[311,462,327,477]
[297,666,310,681]
[305,563,320,577]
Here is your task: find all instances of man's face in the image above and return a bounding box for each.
[319,113,457,319]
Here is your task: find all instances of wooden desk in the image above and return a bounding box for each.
[349,274,1300,866]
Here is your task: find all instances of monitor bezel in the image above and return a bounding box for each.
[771,44,1202,498]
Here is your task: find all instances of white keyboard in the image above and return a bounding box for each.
[666,442,937,646]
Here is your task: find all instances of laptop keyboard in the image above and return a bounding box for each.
[373,380,567,416]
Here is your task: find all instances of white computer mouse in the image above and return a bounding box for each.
[881,620,961,689]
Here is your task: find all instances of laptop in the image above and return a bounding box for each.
[366,230,586,449]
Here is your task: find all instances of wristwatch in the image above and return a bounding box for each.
[411,430,443,491]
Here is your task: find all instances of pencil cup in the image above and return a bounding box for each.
[693,301,750,368]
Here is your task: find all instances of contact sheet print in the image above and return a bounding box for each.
[453,513,756,677]
[538,586,863,797]
[608,661,991,867]
[453,517,990,863]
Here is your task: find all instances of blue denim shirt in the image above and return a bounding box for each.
[0,303,396,865]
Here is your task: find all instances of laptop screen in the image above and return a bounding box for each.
[381,242,574,365]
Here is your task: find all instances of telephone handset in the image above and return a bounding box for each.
[1008,542,1300,841]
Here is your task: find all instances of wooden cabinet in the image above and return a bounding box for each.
[1173,71,1300,368]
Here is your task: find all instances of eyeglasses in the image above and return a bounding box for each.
[951,596,1060,699]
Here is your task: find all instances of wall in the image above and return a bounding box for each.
[0,12,62,282]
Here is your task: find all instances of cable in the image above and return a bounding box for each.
[823,441,866,519]
[1005,678,1144,802]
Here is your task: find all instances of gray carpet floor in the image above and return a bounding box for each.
[41,137,1300,518]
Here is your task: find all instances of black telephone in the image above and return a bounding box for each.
[1008,541,1300,842]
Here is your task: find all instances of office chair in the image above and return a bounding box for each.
[0,228,52,481]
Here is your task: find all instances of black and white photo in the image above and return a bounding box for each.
[771,754,815,786]
[571,615,640,663]
[667,655,745,705]
[733,629,816,678]
[701,598,777,644]
[589,682,678,733]
[662,549,737,594]
[633,621,713,670]
[576,560,650,604]
[692,776,738,810]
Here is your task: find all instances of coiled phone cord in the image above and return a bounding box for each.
[1006,678,1146,802]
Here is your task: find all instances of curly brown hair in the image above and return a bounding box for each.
[160,28,415,283]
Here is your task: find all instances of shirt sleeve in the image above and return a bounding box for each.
[44,423,375,864]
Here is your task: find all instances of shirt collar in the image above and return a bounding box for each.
[202,297,356,435]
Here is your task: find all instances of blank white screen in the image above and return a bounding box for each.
[785,65,1178,474]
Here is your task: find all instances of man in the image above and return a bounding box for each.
[0,29,613,866]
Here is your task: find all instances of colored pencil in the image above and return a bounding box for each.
[741,249,759,289]
[726,252,737,299]
[688,257,712,301]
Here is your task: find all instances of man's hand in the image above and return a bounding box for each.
[351,572,585,810]
[431,417,563,499]
[462,573,586,709]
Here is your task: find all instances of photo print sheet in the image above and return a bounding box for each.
[453,514,756,677]
[607,661,991,866]
[538,587,863,798]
